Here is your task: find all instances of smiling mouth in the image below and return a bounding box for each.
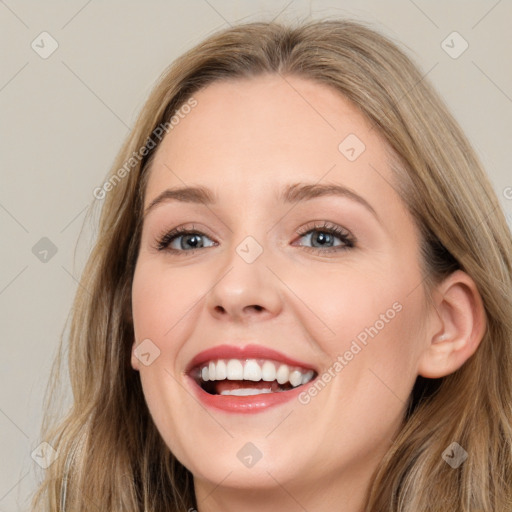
[191,358,317,396]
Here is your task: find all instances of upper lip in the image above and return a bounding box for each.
[185,343,318,375]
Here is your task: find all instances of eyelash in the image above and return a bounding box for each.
[154,221,355,256]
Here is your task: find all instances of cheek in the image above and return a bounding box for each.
[131,258,203,346]
[282,261,406,352]
[289,260,425,401]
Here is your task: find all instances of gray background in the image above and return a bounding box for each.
[1,1,511,510]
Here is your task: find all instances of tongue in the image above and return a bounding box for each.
[214,380,281,394]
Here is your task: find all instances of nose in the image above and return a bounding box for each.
[206,238,283,323]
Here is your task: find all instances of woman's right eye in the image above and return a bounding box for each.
[156,227,216,254]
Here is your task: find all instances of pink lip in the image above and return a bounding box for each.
[186,375,312,413]
[184,344,318,414]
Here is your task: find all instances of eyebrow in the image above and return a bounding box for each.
[143,182,379,221]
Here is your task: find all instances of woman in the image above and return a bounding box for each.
[32,19,512,511]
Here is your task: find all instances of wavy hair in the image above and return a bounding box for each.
[31,18,512,511]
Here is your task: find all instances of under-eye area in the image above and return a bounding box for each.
[188,358,318,396]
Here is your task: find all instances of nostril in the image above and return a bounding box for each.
[213,304,263,314]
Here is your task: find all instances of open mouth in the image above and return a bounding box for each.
[190,358,317,396]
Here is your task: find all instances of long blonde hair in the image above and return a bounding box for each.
[31,19,512,511]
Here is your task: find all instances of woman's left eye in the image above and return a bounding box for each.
[294,221,355,253]
[155,221,355,255]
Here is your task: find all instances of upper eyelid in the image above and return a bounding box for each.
[296,221,351,234]
[163,224,347,238]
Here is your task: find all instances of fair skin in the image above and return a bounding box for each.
[130,75,486,512]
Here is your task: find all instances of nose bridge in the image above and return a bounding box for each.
[206,225,282,320]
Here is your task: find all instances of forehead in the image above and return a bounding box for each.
[144,75,403,219]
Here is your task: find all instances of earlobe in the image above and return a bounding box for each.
[417,270,487,379]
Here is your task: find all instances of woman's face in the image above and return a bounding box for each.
[131,75,431,500]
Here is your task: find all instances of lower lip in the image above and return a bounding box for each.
[186,375,311,414]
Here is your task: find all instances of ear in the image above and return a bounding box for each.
[417,270,487,378]
[131,340,140,371]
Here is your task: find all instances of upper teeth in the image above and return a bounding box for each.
[199,359,315,387]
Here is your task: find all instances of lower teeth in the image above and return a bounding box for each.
[220,388,274,396]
